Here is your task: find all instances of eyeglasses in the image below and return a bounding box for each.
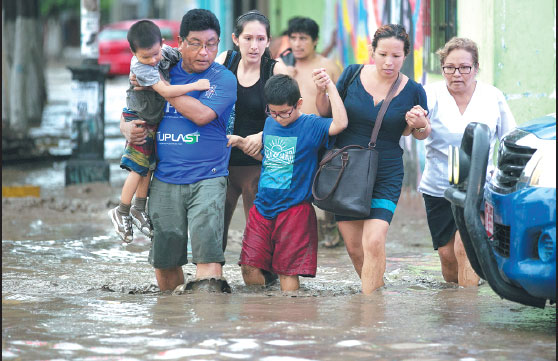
[265,105,296,119]
[182,38,219,52]
[442,66,473,74]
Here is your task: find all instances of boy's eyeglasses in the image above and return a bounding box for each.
[442,66,473,74]
[265,105,296,119]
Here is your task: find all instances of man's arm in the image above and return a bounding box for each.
[120,114,147,144]
[167,95,218,126]
[151,79,210,99]
[273,61,290,75]
[275,57,297,78]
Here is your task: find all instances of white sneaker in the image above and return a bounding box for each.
[130,206,153,238]
[108,207,133,243]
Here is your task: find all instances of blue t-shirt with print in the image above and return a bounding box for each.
[254,113,333,219]
[154,60,237,184]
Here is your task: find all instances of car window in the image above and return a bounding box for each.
[98,29,128,41]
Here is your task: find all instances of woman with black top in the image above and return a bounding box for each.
[216,10,288,251]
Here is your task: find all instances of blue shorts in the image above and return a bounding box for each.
[335,154,404,224]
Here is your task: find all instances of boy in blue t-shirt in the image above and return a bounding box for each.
[227,73,348,291]
[108,20,210,244]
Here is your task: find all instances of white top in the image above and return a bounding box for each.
[418,80,516,197]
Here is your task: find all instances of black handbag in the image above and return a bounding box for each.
[312,71,402,217]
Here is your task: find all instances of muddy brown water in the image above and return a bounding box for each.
[2,163,556,360]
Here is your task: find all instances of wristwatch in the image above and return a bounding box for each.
[414,126,426,133]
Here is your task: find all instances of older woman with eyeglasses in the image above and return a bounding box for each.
[418,37,516,287]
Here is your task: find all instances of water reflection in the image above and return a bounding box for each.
[2,229,555,360]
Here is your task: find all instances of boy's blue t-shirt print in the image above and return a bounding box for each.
[255,113,333,219]
[259,135,297,190]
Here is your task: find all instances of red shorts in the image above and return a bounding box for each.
[239,203,318,277]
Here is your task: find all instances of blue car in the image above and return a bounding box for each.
[445,114,556,308]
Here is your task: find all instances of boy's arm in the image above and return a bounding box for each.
[312,68,333,117]
[325,75,348,136]
[151,79,210,99]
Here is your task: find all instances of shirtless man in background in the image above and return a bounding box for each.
[277,17,341,115]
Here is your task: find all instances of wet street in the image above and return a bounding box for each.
[2,64,556,360]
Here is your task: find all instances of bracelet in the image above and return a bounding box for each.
[414,126,426,133]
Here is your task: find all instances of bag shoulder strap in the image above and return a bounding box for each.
[340,64,364,101]
[369,72,402,145]
[224,50,240,72]
[261,56,277,84]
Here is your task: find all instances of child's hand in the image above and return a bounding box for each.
[312,68,331,93]
[194,79,211,91]
[243,133,263,157]
[226,134,243,148]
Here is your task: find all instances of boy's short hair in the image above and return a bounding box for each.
[287,17,319,41]
[127,20,162,53]
[180,9,221,39]
[264,75,301,106]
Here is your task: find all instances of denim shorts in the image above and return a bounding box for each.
[148,176,227,268]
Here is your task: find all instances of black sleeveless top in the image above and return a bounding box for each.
[230,78,267,165]
[224,50,276,166]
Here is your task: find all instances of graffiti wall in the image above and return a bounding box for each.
[334,0,428,85]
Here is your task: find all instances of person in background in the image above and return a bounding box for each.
[418,37,516,287]
[214,10,288,254]
[314,24,430,294]
[120,9,237,293]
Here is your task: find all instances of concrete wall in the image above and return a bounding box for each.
[458,0,556,123]
[268,0,332,52]
[456,0,495,85]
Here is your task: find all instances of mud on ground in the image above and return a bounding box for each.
[2,182,432,257]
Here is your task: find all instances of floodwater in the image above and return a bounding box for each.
[2,64,556,360]
[2,168,556,360]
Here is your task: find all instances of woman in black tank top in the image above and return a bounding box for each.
[216,10,288,251]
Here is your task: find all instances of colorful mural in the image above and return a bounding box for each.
[335,0,428,84]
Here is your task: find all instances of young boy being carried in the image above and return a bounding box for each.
[227,72,347,291]
[109,20,210,243]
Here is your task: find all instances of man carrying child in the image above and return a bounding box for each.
[109,19,210,243]
[119,9,237,292]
